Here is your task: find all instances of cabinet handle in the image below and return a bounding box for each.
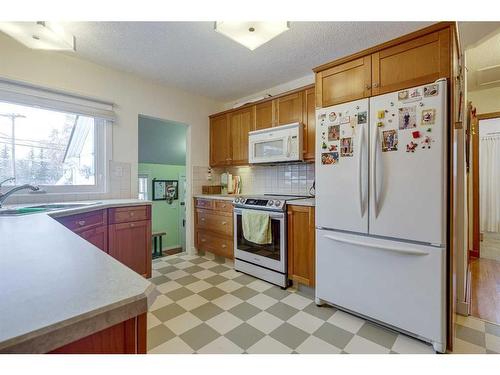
[130,223,135,228]
[221,244,227,248]
[201,218,206,221]
[221,204,226,208]
[77,220,86,226]
[201,238,207,242]
[365,84,371,90]
[129,212,135,217]
[221,221,227,225]
[373,83,379,88]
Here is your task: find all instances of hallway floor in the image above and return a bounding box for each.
[470,257,500,324]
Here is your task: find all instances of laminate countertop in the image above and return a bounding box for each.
[0,199,154,353]
[193,194,239,201]
[288,198,316,207]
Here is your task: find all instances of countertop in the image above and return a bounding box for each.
[288,198,316,207]
[0,199,154,353]
[194,194,315,207]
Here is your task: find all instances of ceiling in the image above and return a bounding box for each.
[462,23,500,91]
[59,22,433,102]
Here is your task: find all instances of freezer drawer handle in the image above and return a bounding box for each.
[324,235,429,256]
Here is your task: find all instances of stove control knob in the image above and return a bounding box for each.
[274,200,281,206]
[267,201,273,206]
[235,198,241,203]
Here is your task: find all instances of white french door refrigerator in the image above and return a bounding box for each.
[315,79,447,352]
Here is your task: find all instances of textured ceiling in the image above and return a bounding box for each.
[60,22,434,102]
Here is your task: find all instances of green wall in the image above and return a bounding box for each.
[138,163,186,249]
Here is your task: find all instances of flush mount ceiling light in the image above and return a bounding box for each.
[214,22,290,51]
[0,22,75,51]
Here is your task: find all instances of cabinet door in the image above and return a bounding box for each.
[303,87,316,161]
[255,101,274,130]
[287,205,315,287]
[210,114,231,167]
[316,56,371,107]
[109,220,151,278]
[77,225,108,253]
[229,107,254,165]
[275,91,303,125]
[371,29,450,95]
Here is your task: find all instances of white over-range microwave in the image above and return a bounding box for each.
[248,122,303,164]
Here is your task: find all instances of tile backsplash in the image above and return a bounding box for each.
[195,162,315,196]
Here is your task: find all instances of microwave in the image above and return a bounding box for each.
[248,122,303,164]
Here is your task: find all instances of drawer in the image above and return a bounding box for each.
[58,209,107,232]
[214,200,233,213]
[109,205,151,224]
[195,198,215,210]
[196,230,233,259]
[196,209,233,236]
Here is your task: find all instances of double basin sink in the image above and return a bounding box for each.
[0,202,100,216]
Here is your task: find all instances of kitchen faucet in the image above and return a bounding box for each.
[0,182,40,208]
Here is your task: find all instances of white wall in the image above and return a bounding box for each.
[0,32,224,254]
[468,86,500,114]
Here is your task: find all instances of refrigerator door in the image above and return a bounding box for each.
[316,229,446,352]
[315,98,369,233]
[369,80,447,245]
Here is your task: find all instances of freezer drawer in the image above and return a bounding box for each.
[316,229,446,351]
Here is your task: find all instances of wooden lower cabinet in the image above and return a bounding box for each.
[49,313,146,354]
[77,225,108,252]
[194,198,233,259]
[287,205,315,287]
[109,220,152,278]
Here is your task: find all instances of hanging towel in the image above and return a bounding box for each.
[242,209,272,244]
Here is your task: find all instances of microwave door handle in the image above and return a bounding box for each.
[287,136,291,157]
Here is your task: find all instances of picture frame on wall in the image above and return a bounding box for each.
[152,179,179,201]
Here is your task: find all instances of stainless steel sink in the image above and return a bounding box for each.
[0,202,100,216]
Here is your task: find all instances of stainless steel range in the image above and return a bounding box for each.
[232,195,305,288]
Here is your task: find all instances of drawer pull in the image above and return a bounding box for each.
[130,223,135,228]
[129,212,135,217]
[221,244,227,248]
[77,220,86,226]
[221,204,226,208]
[221,221,227,225]
[201,238,207,242]
[200,218,206,221]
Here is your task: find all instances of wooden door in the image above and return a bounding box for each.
[287,205,315,287]
[316,56,371,107]
[109,220,151,278]
[275,91,303,125]
[255,101,274,130]
[210,114,231,167]
[303,87,316,161]
[371,29,450,95]
[77,226,108,253]
[229,106,254,165]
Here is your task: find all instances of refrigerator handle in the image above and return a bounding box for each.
[324,234,430,256]
[357,125,364,217]
[371,126,379,217]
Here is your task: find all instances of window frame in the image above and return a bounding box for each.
[137,173,150,201]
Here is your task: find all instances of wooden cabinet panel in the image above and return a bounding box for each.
[109,205,150,224]
[210,114,231,167]
[371,29,450,95]
[196,208,232,236]
[214,200,233,212]
[229,107,254,165]
[287,205,315,287]
[303,87,316,161]
[316,56,371,107]
[196,230,233,259]
[276,92,303,125]
[255,101,274,130]
[78,225,108,253]
[57,209,107,232]
[109,220,151,278]
[195,198,215,210]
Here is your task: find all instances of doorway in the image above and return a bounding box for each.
[137,115,187,258]
[469,111,500,324]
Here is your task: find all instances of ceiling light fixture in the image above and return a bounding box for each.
[214,22,290,51]
[0,22,75,51]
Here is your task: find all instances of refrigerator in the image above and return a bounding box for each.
[315,79,447,353]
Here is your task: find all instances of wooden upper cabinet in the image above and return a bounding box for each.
[255,101,274,130]
[316,56,371,107]
[303,87,316,161]
[275,91,303,125]
[209,114,231,167]
[229,107,254,165]
[371,29,450,95]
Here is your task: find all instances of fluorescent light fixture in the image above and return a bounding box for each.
[215,22,289,51]
[0,22,75,51]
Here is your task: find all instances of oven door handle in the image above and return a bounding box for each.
[233,208,285,219]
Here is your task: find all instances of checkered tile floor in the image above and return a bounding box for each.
[146,252,500,354]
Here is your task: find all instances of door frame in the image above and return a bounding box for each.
[470,111,500,259]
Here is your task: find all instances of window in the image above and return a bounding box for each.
[138,174,149,200]
[0,78,114,194]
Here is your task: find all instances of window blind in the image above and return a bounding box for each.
[0,77,116,121]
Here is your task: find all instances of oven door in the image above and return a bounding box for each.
[233,208,286,273]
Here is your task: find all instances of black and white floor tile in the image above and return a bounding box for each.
[146,252,500,354]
